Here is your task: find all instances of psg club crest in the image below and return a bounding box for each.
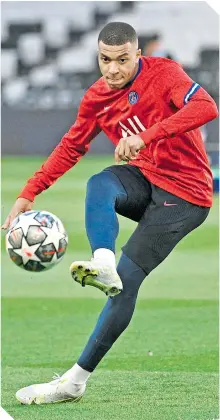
[128,91,139,105]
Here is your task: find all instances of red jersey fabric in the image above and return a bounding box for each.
[19,57,218,207]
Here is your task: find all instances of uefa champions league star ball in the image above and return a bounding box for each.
[6,210,68,272]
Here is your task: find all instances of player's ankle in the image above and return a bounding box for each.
[93,248,116,267]
[67,363,91,384]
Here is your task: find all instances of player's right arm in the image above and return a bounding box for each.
[2,94,100,230]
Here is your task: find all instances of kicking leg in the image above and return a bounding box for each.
[70,167,151,296]
[70,170,128,296]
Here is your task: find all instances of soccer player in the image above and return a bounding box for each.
[2,22,218,405]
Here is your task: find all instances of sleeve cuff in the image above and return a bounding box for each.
[17,188,35,202]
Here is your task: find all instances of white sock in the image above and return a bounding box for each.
[93,248,116,267]
[66,363,91,384]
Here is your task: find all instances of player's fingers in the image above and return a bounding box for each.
[1,210,23,230]
[114,142,120,162]
[130,145,139,157]
[120,142,133,161]
[114,146,120,163]
[119,143,128,162]
[129,152,139,160]
[1,216,11,230]
[115,142,124,163]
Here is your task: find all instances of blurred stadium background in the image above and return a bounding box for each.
[1,2,219,420]
[1,1,219,169]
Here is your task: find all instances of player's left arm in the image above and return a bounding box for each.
[139,62,218,147]
[115,62,218,162]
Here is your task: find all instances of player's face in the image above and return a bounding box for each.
[98,41,141,89]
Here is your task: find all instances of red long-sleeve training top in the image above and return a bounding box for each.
[18,57,218,207]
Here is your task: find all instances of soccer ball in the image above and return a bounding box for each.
[6,210,68,272]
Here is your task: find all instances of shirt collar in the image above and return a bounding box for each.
[124,58,143,88]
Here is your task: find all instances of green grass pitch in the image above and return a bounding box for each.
[1,156,219,420]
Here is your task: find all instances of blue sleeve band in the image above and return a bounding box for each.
[184,82,201,104]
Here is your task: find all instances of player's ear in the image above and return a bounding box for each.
[136,49,141,62]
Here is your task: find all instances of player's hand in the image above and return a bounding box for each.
[1,198,33,230]
[115,134,145,163]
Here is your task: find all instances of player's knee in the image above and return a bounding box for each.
[117,253,146,297]
[87,171,112,192]
[87,171,122,199]
[87,172,103,191]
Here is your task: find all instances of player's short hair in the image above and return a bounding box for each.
[98,22,137,46]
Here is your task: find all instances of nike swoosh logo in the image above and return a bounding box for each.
[164,201,177,206]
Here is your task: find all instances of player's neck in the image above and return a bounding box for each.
[124,58,142,88]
